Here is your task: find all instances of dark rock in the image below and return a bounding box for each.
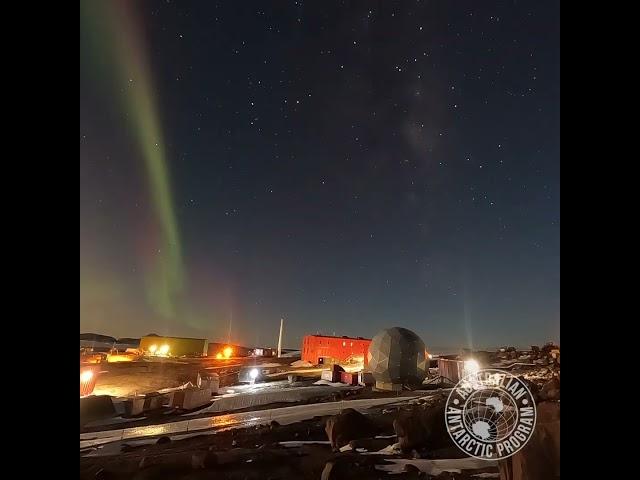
[191,450,217,469]
[132,465,188,480]
[320,456,353,480]
[215,448,259,465]
[191,451,205,469]
[80,395,115,427]
[137,452,192,472]
[431,472,456,480]
[518,377,540,399]
[498,401,559,480]
[94,468,116,480]
[424,446,468,459]
[320,461,336,480]
[404,463,422,473]
[394,402,452,453]
[538,377,560,401]
[348,437,395,452]
[325,408,377,451]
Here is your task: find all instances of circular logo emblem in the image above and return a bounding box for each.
[445,368,536,460]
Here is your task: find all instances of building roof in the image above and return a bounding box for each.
[141,335,207,341]
[304,334,371,341]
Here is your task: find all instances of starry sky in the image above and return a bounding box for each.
[80,0,559,352]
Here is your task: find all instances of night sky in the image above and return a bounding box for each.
[80,1,559,352]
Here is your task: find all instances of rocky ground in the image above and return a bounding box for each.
[81,356,559,480]
[81,400,500,480]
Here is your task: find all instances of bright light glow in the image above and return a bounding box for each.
[464,359,480,374]
[148,344,158,354]
[428,353,433,359]
[107,354,134,363]
[249,368,259,379]
[80,370,94,383]
[223,346,233,359]
[216,352,223,359]
[159,344,170,355]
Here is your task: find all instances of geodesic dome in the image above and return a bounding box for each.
[367,327,428,386]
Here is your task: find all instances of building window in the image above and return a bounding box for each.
[342,341,346,347]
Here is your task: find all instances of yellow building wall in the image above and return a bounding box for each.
[140,336,208,357]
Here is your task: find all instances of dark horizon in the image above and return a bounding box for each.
[80,326,554,356]
[81,1,559,351]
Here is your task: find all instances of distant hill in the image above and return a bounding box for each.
[79,333,140,348]
[80,333,116,344]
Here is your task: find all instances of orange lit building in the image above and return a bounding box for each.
[301,335,372,366]
[207,343,252,358]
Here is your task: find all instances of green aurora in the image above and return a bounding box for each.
[81,0,185,319]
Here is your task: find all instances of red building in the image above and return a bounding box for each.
[301,335,372,366]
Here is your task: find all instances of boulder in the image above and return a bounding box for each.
[538,377,560,401]
[518,377,540,399]
[191,450,217,469]
[321,461,338,480]
[321,454,373,480]
[498,401,560,480]
[325,408,377,451]
[393,403,452,452]
[80,395,115,427]
[403,463,424,479]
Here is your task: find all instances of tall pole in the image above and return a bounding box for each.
[277,318,284,358]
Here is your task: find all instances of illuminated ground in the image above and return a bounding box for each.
[91,355,311,398]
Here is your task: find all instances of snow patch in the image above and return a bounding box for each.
[375,458,498,475]
[279,440,331,447]
[290,360,313,368]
